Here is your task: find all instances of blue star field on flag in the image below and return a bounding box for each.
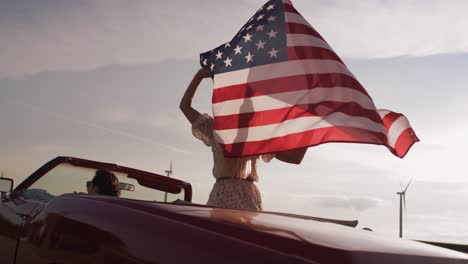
[200,0,287,75]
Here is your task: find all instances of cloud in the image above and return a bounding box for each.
[98,107,132,122]
[284,193,383,212]
[319,195,383,212]
[406,213,468,243]
[0,0,252,78]
[3,0,468,78]
[296,0,468,59]
[29,143,65,154]
[140,113,180,128]
[2,96,191,154]
[97,108,182,129]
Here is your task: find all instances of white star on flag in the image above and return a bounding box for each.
[234,45,243,55]
[215,50,223,60]
[268,48,279,58]
[267,15,276,22]
[223,57,232,67]
[256,24,264,31]
[243,33,253,43]
[245,52,254,63]
[267,4,275,10]
[255,40,266,50]
[267,30,278,38]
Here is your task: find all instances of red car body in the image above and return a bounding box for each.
[1,156,467,263]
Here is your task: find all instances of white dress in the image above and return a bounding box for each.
[192,114,274,211]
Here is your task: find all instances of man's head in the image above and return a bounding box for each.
[87,169,120,196]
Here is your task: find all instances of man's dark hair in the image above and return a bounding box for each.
[92,170,120,196]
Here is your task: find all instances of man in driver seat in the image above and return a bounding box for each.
[87,170,121,197]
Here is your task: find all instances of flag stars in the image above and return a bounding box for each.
[267,29,278,38]
[203,3,285,73]
[243,33,253,43]
[224,57,232,67]
[255,40,266,50]
[245,52,254,63]
[234,45,243,55]
[215,50,223,60]
[269,48,279,58]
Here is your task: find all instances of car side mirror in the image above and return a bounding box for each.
[120,182,135,192]
[0,178,13,193]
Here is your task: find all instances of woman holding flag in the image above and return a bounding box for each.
[180,68,276,211]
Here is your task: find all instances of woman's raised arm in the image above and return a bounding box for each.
[179,68,211,124]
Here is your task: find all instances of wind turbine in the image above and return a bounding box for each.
[397,178,412,238]
[163,161,173,202]
[165,161,173,178]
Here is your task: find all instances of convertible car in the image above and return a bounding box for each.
[1,156,467,263]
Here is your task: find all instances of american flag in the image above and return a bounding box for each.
[200,0,419,159]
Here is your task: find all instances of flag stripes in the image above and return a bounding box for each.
[213,59,355,89]
[287,46,344,63]
[213,87,377,116]
[212,73,370,104]
[219,126,389,155]
[286,34,333,51]
[214,112,387,144]
[201,0,418,159]
[214,102,384,130]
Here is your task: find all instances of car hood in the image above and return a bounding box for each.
[74,195,468,262]
[164,204,466,258]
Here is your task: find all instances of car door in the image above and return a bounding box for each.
[0,197,44,264]
[15,195,142,264]
[0,200,23,263]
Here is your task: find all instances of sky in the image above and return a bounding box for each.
[1,0,468,244]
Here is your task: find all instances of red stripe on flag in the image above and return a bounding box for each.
[221,126,388,156]
[284,4,300,14]
[390,128,420,158]
[286,23,325,40]
[213,73,370,103]
[381,111,402,128]
[214,102,383,130]
[287,46,344,64]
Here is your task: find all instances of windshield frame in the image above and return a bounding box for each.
[15,156,192,202]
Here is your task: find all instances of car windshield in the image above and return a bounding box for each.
[26,163,184,202]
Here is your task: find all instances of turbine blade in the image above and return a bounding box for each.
[404,178,413,193]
